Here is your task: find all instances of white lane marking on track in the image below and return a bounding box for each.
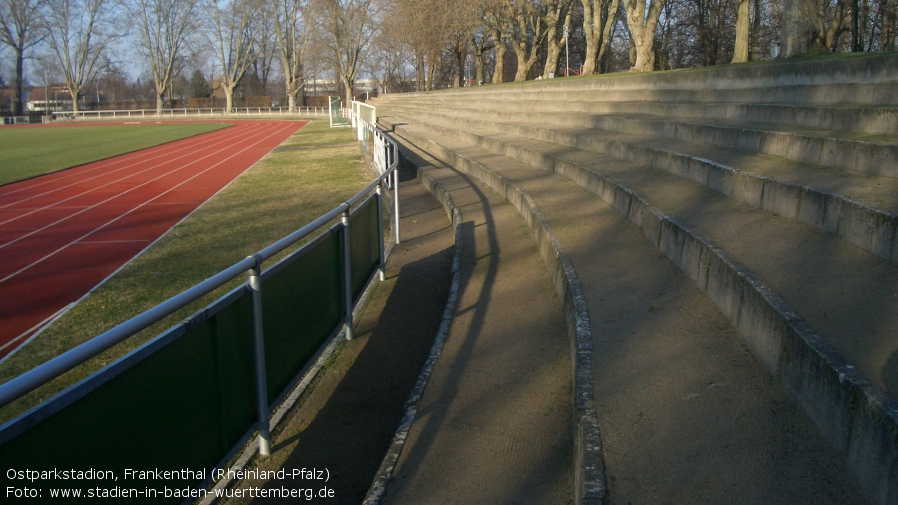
[0,123,264,213]
[0,123,283,250]
[0,123,257,201]
[0,122,299,285]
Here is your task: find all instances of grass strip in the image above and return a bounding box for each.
[0,119,370,423]
[0,122,230,185]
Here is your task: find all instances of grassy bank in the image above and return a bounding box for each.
[0,120,370,422]
[0,122,230,185]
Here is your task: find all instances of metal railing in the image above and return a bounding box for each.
[0,107,399,488]
[352,100,400,245]
[46,106,331,121]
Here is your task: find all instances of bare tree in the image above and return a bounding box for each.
[1,0,44,115]
[883,0,898,49]
[581,0,620,74]
[444,0,483,87]
[820,0,849,49]
[315,0,379,104]
[624,0,665,71]
[370,12,415,92]
[127,0,201,115]
[488,9,509,83]
[504,0,551,81]
[41,0,117,113]
[247,6,276,96]
[390,0,434,90]
[471,25,494,85]
[207,0,258,112]
[269,0,311,110]
[692,0,734,66]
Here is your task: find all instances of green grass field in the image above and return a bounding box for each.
[0,119,372,422]
[0,123,231,185]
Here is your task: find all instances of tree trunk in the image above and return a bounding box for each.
[13,46,24,116]
[597,0,620,69]
[631,31,655,71]
[884,0,898,49]
[781,0,822,57]
[544,37,562,78]
[224,85,234,113]
[732,0,750,63]
[543,4,570,78]
[544,30,562,78]
[70,90,80,114]
[493,36,506,84]
[453,39,466,87]
[751,0,761,58]
[415,51,425,91]
[514,48,529,81]
[343,76,353,107]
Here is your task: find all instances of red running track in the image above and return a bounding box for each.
[0,120,308,358]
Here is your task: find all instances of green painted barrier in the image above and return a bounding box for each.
[350,197,382,302]
[0,192,386,503]
[262,228,344,403]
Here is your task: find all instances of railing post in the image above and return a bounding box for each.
[376,185,385,282]
[341,210,354,340]
[392,143,401,245]
[247,255,271,456]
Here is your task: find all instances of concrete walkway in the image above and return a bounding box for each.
[376,134,573,505]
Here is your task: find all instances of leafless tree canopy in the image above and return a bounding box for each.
[0,0,44,114]
[41,0,118,112]
[1,0,896,110]
[127,0,201,113]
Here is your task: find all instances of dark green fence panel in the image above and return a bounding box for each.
[0,290,256,502]
[349,197,381,302]
[262,229,344,403]
[0,188,387,503]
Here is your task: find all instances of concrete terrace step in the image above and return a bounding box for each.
[377,81,898,107]
[379,115,876,505]
[372,55,898,504]
[379,104,898,266]
[374,127,574,505]
[382,106,898,393]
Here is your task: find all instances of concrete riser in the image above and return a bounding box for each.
[390,105,898,177]
[375,54,898,102]
[394,111,898,267]
[388,120,898,505]
[385,97,898,135]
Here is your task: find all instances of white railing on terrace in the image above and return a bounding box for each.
[49,107,331,120]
